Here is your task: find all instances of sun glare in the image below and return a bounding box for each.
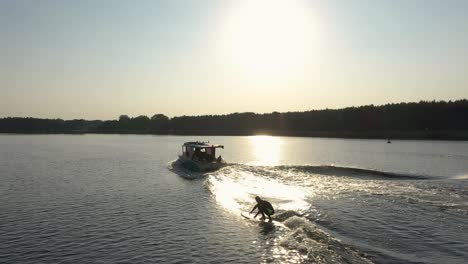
[220,0,315,79]
[249,135,283,165]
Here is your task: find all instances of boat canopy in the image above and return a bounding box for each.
[181,141,224,163]
[182,142,224,149]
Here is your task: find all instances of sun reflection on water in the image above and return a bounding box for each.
[207,167,309,215]
[249,135,283,165]
[207,168,309,263]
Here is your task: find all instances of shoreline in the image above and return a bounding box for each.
[1,130,467,140]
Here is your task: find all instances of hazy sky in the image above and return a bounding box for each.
[1,0,467,120]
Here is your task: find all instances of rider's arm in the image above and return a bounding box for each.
[249,204,258,214]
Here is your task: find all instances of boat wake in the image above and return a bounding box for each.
[228,164,430,180]
[205,165,374,263]
[204,163,468,264]
[167,160,205,180]
[167,159,230,180]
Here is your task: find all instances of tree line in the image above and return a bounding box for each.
[1,100,467,139]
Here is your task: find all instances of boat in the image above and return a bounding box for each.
[177,141,226,172]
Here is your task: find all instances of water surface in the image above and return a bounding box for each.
[1,135,467,263]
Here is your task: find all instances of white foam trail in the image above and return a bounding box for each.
[451,174,468,180]
[207,167,309,214]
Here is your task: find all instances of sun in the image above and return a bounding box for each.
[219,0,315,79]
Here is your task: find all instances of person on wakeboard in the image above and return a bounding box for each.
[250,196,275,222]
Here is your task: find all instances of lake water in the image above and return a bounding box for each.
[0,135,467,264]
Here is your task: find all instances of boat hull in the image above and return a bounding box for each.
[177,155,225,172]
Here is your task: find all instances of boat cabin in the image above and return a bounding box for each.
[182,142,224,163]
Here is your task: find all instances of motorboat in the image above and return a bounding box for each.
[177,141,226,172]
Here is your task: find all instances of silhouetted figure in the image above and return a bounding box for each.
[192,148,201,160]
[250,196,274,222]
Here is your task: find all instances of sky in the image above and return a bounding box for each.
[1,0,467,120]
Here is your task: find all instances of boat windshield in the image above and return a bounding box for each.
[182,143,222,162]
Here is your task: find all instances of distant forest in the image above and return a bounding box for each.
[1,100,468,139]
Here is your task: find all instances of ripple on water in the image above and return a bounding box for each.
[1,135,468,264]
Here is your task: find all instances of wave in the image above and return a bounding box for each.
[169,157,429,180]
[167,160,205,180]
[205,165,375,263]
[450,174,468,180]
[227,163,429,180]
[253,210,374,264]
[203,163,466,263]
[281,216,373,264]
